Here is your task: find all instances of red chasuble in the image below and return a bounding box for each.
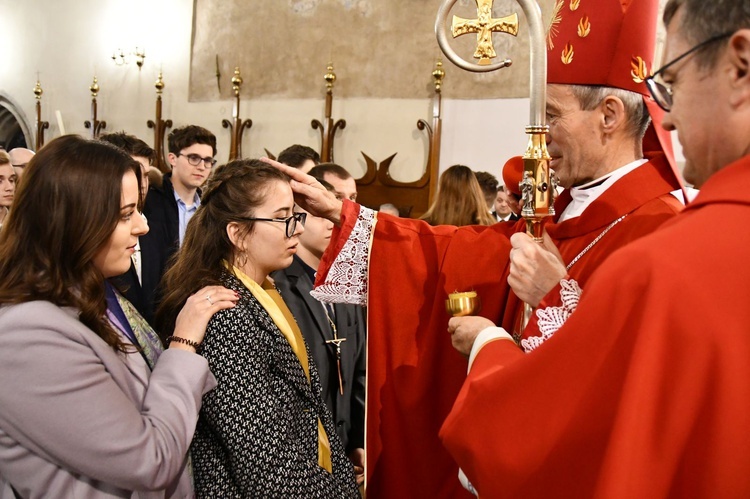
[521,153,684,341]
[315,153,682,498]
[440,155,750,498]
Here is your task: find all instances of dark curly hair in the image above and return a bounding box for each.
[0,135,142,352]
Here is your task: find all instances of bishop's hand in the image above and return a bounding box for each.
[508,231,567,307]
[261,157,344,225]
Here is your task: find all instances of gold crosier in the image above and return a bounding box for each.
[451,0,519,65]
[437,0,556,329]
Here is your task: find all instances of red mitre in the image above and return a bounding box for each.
[545,0,677,169]
[502,156,524,196]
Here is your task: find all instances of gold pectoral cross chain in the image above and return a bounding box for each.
[323,307,346,395]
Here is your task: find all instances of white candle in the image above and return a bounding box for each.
[55,110,66,135]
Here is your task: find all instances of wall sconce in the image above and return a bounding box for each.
[112,47,146,69]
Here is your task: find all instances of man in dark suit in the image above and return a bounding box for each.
[493,186,521,222]
[271,177,366,486]
[476,170,517,222]
[140,125,216,325]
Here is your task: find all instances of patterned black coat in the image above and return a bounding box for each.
[271,256,366,453]
[191,271,359,498]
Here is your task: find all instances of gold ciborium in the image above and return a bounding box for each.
[446,291,481,317]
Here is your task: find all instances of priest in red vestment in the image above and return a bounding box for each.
[441,1,750,495]
[265,1,689,497]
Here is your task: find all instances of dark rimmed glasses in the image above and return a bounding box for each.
[238,212,307,238]
[646,32,732,112]
[178,152,217,168]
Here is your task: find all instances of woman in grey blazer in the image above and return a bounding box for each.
[0,136,238,498]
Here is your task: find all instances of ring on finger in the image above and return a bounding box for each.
[206,294,213,305]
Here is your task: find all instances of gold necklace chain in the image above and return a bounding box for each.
[566,214,628,270]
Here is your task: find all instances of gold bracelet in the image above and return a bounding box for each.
[167,336,202,352]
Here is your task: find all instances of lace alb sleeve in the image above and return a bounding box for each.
[310,207,376,306]
[520,279,582,353]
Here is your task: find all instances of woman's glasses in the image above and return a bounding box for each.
[238,212,307,238]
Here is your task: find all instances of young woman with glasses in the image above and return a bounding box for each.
[156,160,359,497]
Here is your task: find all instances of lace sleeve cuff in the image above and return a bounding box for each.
[310,206,377,306]
[520,278,582,353]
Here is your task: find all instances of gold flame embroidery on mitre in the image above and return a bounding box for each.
[570,0,580,11]
[631,56,649,83]
[547,0,565,50]
[577,16,590,37]
[562,43,574,64]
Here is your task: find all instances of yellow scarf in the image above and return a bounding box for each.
[230,264,333,473]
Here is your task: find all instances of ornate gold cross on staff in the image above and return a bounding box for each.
[451,0,519,65]
[437,0,555,330]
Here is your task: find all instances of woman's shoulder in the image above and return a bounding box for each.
[0,300,78,326]
[0,301,97,348]
[218,269,243,291]
[205,279,275,339]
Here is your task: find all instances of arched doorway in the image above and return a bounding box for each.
[0,95,32,151]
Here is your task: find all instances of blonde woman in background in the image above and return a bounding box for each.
[420,164,496,226]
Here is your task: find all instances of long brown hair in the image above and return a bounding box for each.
[0,135,142,351]
[420,164,496,226]
[155,159,289,337]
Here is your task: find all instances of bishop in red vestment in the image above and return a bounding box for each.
[268,1,689,497]
[441,155,750,498]
[313,149,681,497]
[441,1,750,495]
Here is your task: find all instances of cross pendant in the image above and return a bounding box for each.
[326,337,347,394]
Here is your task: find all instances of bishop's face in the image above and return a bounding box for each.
[545,84,607,189]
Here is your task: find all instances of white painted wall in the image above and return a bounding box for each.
[1,0,682,189]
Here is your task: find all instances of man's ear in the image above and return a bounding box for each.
[599,95,626,135]
[727,29,750,107]
[167,152,177,169]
